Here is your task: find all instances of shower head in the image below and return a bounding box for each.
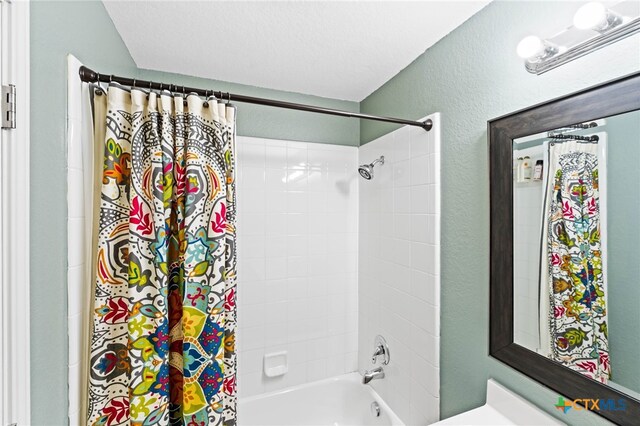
[358,156,385,180]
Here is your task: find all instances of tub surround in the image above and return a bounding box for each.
[235,120,442,425]
[358,114,441,425]
[235,136,359,397]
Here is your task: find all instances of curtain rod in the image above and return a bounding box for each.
[78,66,433,131]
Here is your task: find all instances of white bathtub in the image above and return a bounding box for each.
[238,373,405,426]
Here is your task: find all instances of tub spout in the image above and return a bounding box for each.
[362,366,385,384]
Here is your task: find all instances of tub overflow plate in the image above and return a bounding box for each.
[370,401,381,417]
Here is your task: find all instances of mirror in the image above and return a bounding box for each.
[513,110,640,401]
[489,72,640,424]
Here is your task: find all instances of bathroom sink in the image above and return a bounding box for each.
[430,379,564,425]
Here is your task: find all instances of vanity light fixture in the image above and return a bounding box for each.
[518,0,640,74]
[516,36,558,60]
[573,2,622,32]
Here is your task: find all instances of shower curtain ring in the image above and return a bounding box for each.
[132,78,136,90]
[203,90,210,108]
[109,75,113,84]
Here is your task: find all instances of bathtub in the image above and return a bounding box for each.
[238,372,404,426]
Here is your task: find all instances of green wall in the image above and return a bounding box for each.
[360,1,639,424]
[31,1,357,424]
[606,110,640,396]
[31,2,137,423]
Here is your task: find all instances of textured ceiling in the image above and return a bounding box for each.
[104,1,490,101]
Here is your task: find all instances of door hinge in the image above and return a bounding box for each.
[2,84,16,129]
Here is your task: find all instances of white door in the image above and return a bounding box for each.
[0,0,31,424]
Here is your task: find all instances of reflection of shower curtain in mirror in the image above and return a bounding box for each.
[538,140,610,383]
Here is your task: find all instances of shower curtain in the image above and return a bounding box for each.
[88,86,237,425]
[539,139,610,383]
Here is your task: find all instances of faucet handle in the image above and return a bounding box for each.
[371,345,385,364]
[371,335,390,365]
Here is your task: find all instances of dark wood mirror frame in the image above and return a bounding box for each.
[488,71,640,425]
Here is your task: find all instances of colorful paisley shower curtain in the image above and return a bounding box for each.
[88,86,237,425]
[542,140,610,383]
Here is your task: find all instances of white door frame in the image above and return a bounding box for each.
[0,0,30,424]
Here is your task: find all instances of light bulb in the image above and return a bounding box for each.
[573,2,609,30]
[517,36,546,59]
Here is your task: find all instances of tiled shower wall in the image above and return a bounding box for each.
[513,144,544,350]
[67,56,95,425]
[235,136,359,398]
[358,114,441,425]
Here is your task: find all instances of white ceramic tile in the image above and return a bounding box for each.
[67,120,83,170]
[307,168,328,192]
[264,300,287,324]
[286,214,308,235]
[410,325,439,367]
[410,379,439,422]
[410,128,429,158]
[391,238,412,268]
[286,169,308,190]
[265,145,287,169]
[411,185,429,214]
[68,362,80,411]
[238,372,265,397]
[287,277,308,300]
[306,358,328,382]
[67,168,85,219]
[265,214,287,236]
[286,191,307,214]
[69,411,80,426]
[241,142,266,168]
[242,235,266,259]
[67,218,85,268]
[411,155,430,185]
[241,258,266,282]
[242,167,266,188]
[67,265,85,317]
[239,348,263,376]
[287,147,307,170]
[326,354,346,377]
[265,168,288,191]
[236,137,358,398]
[240,213,266,235]
[68,313,81,366]
[393,159,411,187]
[242,189,266,213]
[394,187,411,214]
[393,129,411,162]
[239,281,266,306]
[266,257,287,280]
